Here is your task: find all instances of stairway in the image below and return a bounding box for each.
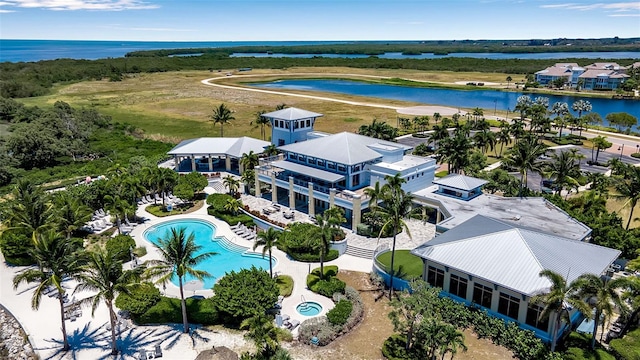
[345,244,375,259]
[210,181,227,194]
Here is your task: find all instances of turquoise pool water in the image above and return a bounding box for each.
[296,301,323,317]
[144,219,272,289]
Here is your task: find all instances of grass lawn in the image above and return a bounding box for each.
[145,201,204,217]
[376,250,423,280]
[606,196,640,229]
[276,275,294,297]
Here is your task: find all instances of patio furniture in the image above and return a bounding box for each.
[287,319,300,330]
[154,344,163,358]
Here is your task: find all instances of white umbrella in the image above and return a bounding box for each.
[183,279,204,293]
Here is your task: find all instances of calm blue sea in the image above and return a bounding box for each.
[0,39,349,62]
[2,39,639,63]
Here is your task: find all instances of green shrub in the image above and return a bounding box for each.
[136,296,218,325]
[206,194,254,226]
[132,246,147,257]
[631,152,640,159]
[105,235,135,262]
[276,275,294,297]
[307,265,339,288]
[115,282,161,316]
[0,231,33,265]
[313,278,346,297]
[610,327,640,360]
[356,223,371,237]
[327,299,352,326]
[382,334,411,360]
[435,170,449,178]
[212,266,279,325]
[287,249,339,262]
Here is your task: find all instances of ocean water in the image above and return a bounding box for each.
[0,39,348,62]
[2,39,639,63]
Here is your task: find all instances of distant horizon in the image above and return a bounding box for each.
[1,1,638,42]
[2,37,640,43]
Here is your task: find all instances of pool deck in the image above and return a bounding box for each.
[0,196,426,359]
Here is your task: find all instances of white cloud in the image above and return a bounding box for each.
[129,27,196,32]
[540,2,640,12]
[1,0,158,11]
[608,13,640,16]
[0,8,14,11]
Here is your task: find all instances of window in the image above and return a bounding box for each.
[297,155,305,161]
[525,304,550,331]
[294,121,299,129]
[337,165,346,172]
[306,119,311,127]
[354,165,361,172]
[308,158,316,165]
[278,139,285,146]
[352,174,360,187]
[498,293,520,320]
[472,283,492,308]
[449,274,468,299]
[328,163,336,170]
[318,160,325,167]
[427,266,445,288]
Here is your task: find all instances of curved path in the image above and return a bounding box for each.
[201,73,463,115]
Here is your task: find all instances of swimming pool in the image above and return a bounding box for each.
[144,219,273,289]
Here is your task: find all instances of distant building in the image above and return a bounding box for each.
[168,137,271,173]
[535,62,630,90]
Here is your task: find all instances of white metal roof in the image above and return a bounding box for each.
[270,160,345,183]
[261,107,323,121]
[278,132,412,165]
[168,137,271,158]
[411,215,620,296]
[433,174,488,191]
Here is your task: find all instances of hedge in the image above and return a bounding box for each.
[136,296,218,325]
[609,327,640,360]
[105,235,135,262]
[206,193,254,226]
[276,275,294,297]
[307,266,346,298]
[327,299,352,326]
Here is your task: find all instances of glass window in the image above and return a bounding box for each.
[328,163,336,170]
[498,293,520,320]
[318,160,325,167]
[308,158,316,165]
[306,119,311,127]
[352,173,360,186]
[472,283,492,308]
[338,165,346,172]
[427,266,445,289]
[525,304,550,331]
[449,274,468,299]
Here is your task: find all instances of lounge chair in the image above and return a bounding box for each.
[154,344,163,358]
[287,319,300,330]
[98,209,106,217]
[230,222,242,230]
[245,234,256,241]
[138,351,147,360]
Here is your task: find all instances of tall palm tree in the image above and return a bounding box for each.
[438,324,467,360]
[428,124,450,150]
[263,144,279,157]
[591,136,612,163]
[613,164,640,229]
[103,194,134,233]
[531,269,591,352]
[364,181,384,213]
[13,231,86,351]
[315,207,345,279]
[223,198,242,215]
[241,169,256,195]
[223,175,240,197]
[573,274,626,349]
[210,103,235,137]
[496,126,512,158]
[145,227,217,333]
[433,112,442,126]
[506,76,512,89]
[253,227,280,278]
[251,110,270,140]
[515,95,533,123]
[377,174,414,298]
[550,102,570,139]
[473,128,497,154]
[505,136,547,197]
[157,167,178,206]
[75,249,143,355]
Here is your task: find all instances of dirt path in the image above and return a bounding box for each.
[287,271,513,360]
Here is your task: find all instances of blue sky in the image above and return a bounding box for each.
[1,0,639,41]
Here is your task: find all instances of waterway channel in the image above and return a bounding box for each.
[252,79,640,127]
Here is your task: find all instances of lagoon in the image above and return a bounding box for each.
[232,51,640,60]
[253,79,640,127]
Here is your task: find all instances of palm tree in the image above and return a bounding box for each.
[473,128,496,154]
[438,324,467,360]
[253,227,280,278]
[240,151,260,173]
[315,207,345,279]
[618,276,640,336]
[75,249,143,355]
[545,151,581,197]
[471,107,484,124]
[613,164,640,229]
[240,314,279,357]
[145,227,217,333]
[53,191,93,239]
[506,76,512,89]
[572,100,592,120]
[241,169,256,195]
[550,102,570,139]
[263,144,279,157]
[515,95,533,123]
[433,112,442,126]
[377,174,414,298]
[223,175,240,197]
[428,124,450,150]
[103,194,134,234]
[13,231,86,351]
[251,110,270,140]
[364,181,384,213]
[223,198,242,215]
[505,136,547,197]
[496,126,512,158]
[591,136,612,163]
[210,103,235,137]
[572,274,626,349]
[3,179,55,236]
[531,269,591,352]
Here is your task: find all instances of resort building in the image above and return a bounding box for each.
[168,137,271,173]
[254,115,437,229]
[411,214,620,344]
[412,174,592,240]
[534,62,630,90]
